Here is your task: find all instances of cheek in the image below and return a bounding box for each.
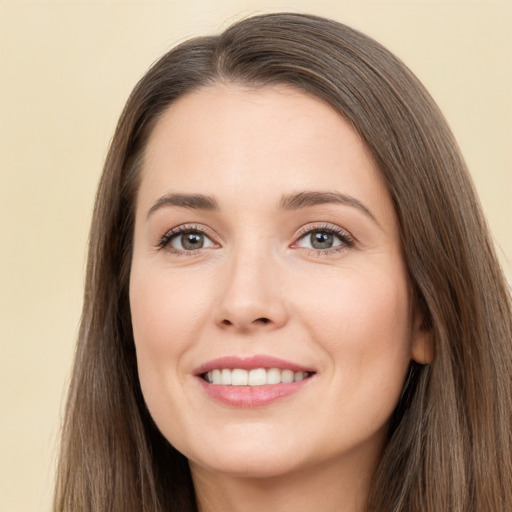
[130,265,208,349]
[129,266,206,411]
[301,264,410,336]
[296,266,412,399]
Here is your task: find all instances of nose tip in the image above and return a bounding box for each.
[215,299,287,332]
[212,257,288,332]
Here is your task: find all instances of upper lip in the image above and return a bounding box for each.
[194,355,315,375]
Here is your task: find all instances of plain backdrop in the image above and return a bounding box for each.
[0,1,510,510]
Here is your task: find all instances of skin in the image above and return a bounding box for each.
[129,84,431,512]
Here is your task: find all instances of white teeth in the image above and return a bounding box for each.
[281,369,294,383]
[205,368,310,386]
[221,368,232,385]
[294,371,305,382]
[267,368,281,385]
[231,369,248,386]
[248,368,267,386]
[212,369,221,384]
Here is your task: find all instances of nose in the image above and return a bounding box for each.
[212,245,289,332]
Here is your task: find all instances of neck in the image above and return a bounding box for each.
[190,451,378,512]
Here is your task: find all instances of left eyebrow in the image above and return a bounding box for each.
[147,193,219,218]
[279,191,379,226]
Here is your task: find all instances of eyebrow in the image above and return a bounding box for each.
[279,191,379,225]
[147,193,219,218]
[146,190,379,226]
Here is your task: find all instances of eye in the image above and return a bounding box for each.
[172,230,215,250]
[158,226,217,253]
[293,225,354,253]
[301,230,338,250]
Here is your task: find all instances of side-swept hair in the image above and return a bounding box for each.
[54,12,512,512]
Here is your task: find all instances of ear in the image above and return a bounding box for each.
[411,307,434,364]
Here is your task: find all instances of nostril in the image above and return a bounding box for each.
[217,317,273,328]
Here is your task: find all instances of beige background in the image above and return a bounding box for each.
[1,1,510,511]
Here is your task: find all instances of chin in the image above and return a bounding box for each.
[184,433,307,479]
[192,454,303,480]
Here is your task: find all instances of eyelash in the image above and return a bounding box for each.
[156,223,355,257]
[157,224,216,256]
[292,223,355,256]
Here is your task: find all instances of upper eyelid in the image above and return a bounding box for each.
[163,224,217,238]
[293,222,354,240]
[157,223,220,249]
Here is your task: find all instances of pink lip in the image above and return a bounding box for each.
[197,379,312,408]
[194,355,316,408]
[194,355,314,375]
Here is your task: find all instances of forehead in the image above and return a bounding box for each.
[139,83,392,217]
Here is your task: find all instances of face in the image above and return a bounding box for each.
[129,84,430,480]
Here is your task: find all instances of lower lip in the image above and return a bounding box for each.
[197,378,312,407]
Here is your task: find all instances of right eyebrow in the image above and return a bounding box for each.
[279,190,380,227]
[146,193,219,218]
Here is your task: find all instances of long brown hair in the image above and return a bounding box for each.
[54,13,512,511]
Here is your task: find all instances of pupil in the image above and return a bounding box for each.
[311,231,333,249]
[182,232,204,250]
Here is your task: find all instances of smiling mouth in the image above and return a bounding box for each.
[202,368,313,386]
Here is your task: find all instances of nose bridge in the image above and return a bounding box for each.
[213,234,287,331]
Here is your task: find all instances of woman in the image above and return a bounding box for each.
[54,12,512,512]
